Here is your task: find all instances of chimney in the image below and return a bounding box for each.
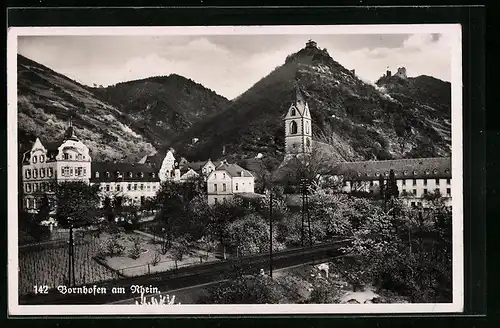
[386,70,392,77]
[240,171,244,177]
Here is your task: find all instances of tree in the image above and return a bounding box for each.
[378,173,386,200]
[227,214,277,256]
[55,181,101,228]
[171,236,191,268]
[385,169,399,201]
[103,196,115,222]
[35,194,52,224]
[200,275,290,304]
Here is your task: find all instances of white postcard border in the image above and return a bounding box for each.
[7,24,463,316]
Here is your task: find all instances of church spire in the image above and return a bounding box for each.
[295,83,305,105]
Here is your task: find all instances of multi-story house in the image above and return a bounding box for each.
[89,162,161,207]
[21,123,92,213]
[206,161,256,205]
[329,157,452,207]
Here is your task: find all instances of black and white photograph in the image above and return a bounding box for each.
[7,24,463,315]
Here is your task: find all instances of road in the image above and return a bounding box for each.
[19,239,351,305]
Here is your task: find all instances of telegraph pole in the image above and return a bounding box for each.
[306,188,312,247]
[300,178,305,247]
[269,188,273,279]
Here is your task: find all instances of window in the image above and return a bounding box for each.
[152,172,156,178]
[128,172,133,178]
[25,169,31,179]
[423,179,427,186]
[375,172,380,176]
[147,184,151,190]
[446,188,451,196]
[70,167,74,176]
[385,171,389,177]
[214,184,218,192]
[291,108,296,116]
[402,179,406,186]
[223,173,226,179]
[292,143,297,149]
[369,181,374,187]
[127,184,131,191]
[83,168,86,176]
[138,172,144,178]
[446,178,451,185]
[33,183,38,192]
[425,170,430,175]
[306,138,311,147]
[435,178,440,185]
[48,168,53,177]
[33,169,38,179]
[134,184,137,190]
[32,155,37,164]
[116,185,121,192]
[305,122,310,134]
[413,170,417,175]
[140,184,144,190]
[106,184,110,191]
[40,155,45,163]
[235,183,239,191]
[413,179,417,186]
[63,153,69,160]
[435,188,440,194]
[77,154,82,160]
[25,184,31,193]
[153,185,157,190]
[290,121,298,134]
[411,202,415,207]
[423,189,428,195]
[95,172,100,178]
[105,172,110,178]
[214,198,218,204]
[413,189,417,195]
[40,168,45,178]
[403,170,408,175]
[76,167,83,176]
[433,169,438,174]
[222,183,226,192]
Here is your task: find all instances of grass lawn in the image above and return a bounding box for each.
[100,231,219,277]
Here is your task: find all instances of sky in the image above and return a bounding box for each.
[18,33,452,100]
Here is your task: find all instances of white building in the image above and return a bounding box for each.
[21,122,92,212]
[329,157,452,207]
[206,161,256,205]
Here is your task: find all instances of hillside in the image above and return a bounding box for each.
[17,54,158,162]
[171,43,451,165]
[90,75,231,145]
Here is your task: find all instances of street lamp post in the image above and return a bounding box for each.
[67,217,76,287]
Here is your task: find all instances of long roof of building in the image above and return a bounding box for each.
[331,157,451,180]
[90,162,160,183]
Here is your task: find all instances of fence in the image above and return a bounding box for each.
[117,253,214,277]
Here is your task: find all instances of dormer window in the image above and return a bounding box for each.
[433,169,438,174]
[375,172,380,176]
[152,172,156,178]
[413,170,417,175]
[32,155,37,164]
[425,170,430,175]
[95,172,99,178]
[77,154,82,160]
[105,172,110,178]
[138,172,144,178]
[445,168,450,174]
[63,153,69,160]
[116,171,122,178]
[385,171,389,176]
[404,170,408,175]
[40,155,45,163]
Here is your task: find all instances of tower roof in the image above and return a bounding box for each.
[295,83,305,105]
[63,117,79,141]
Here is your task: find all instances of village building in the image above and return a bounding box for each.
[206,161,256,205]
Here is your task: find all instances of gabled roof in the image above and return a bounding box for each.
[90,162,160,183]
[214,163,254,178]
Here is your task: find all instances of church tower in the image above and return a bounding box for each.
[284,85,312,162]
